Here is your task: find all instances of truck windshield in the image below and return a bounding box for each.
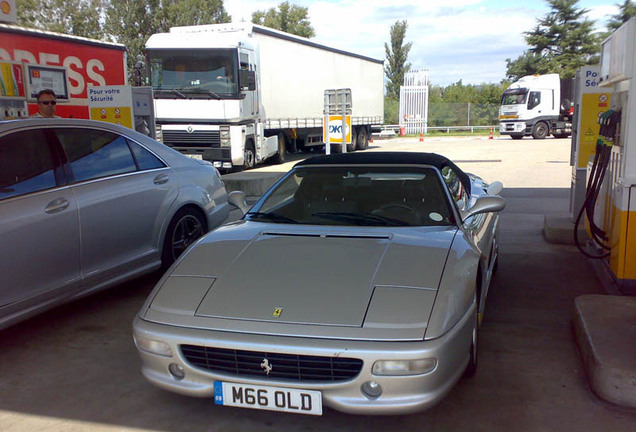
[501,89,528,105]
[148,49,239,97]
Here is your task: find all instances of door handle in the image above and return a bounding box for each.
[45,198,70,214]
[153,174,170,185]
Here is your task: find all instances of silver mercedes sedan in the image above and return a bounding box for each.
[0,119,229,329]
[133,152,505,415]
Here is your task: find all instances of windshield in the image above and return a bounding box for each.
[148,49,239,96]
[501,88,528,105]
[247,166,455,227]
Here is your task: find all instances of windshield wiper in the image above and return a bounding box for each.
[310,212,409,226]
[246,211,299,224]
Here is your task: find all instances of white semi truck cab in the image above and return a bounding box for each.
[499,73,574,140]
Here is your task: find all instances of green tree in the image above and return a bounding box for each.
[384,20,412,100]
[607,0,636,31]
[17,0,105,39]
[505,51,543,81]
[251,1,315,38]
[506,0,600,80]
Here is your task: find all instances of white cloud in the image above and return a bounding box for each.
[224,1,620,86]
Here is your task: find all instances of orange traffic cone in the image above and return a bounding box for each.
[419,133,424,142]
[489,128,493,140]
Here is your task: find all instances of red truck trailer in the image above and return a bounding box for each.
[0,23,127,118]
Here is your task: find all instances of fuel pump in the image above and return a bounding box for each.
[0,60,28,120]
[580,17,636,295]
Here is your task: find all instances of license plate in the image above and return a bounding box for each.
[186,154,203,160]
[214,381,322,416]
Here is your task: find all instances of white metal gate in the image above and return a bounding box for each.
[399,70,429,134]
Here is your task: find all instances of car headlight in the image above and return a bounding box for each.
[220,127,231,147]
[372,359,437,376]
[134,335,173,357]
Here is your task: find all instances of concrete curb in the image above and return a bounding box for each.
[544,213,587,245]
[573,294,636,408]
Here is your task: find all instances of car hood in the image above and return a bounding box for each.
[143,222,459,341]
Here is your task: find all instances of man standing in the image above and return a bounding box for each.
[31,89,60,118]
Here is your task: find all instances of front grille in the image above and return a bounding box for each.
[162,130,220,148]
[181,345,363,382]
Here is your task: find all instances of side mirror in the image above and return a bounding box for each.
[487,181,503,195]
[460,195,506,222]
[228,190,250,215]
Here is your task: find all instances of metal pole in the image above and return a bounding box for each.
[324,92,331,155]
[341,90,347,153]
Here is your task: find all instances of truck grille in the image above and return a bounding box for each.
[180,345,363,382]
[162,130,221,148]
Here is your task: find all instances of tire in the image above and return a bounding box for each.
[464,292,480,378]
[243,140,255,170]
[531,122,549,139]
[357,127,369,149]
[273,132,286,164]
[510,134,524,140]
[161,207,206,268]
[346,128,357,152]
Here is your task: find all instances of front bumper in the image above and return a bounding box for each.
[132,304,474,415]
[499,121,528,135]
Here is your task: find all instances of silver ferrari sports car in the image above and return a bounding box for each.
[133,152,505,415]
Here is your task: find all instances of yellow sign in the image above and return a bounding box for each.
[323,115,352,144]
[89,106,133,129]
[577,92,612,168]
[272,308,283,317]
[88,85,134,130]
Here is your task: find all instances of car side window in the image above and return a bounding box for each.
[527,91,541,110]
[0,129,59,201]
[128,140,166,170]
[441,165,468,211]
[55,128,137,183]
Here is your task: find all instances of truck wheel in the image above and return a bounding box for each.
[357,127,369,149]
[346,128,357,152]
[532,122,549,139]
[510,134,524,140]
[243,141,255,170]
[274,133,286,164]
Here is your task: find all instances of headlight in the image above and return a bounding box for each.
[134,335,173,357]
[372,359,437,376]
[220,127,231,147]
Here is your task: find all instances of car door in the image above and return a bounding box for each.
[0,127,81,315]
[54,127,177,281]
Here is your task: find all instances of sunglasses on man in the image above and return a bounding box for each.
[39,100,57,105]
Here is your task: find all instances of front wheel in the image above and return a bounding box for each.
[532,122,549,139]
[346,128,357,152]
[161,208,206,268]
[243,141,255,170]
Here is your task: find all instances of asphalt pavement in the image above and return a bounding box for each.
[0,135,634,431]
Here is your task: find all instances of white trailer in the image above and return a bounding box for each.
[145,23,384,171]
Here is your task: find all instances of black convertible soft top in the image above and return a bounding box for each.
[295,152,471,196]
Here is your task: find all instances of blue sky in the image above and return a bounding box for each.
[225,0,621,86]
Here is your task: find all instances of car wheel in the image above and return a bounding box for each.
[510,134,524,140]
[346,128,357,152]
[243,141,255,170]
[464,292,479,377]
[274,133,286,164]
[532,122,549,139]
[162,207,206,268]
